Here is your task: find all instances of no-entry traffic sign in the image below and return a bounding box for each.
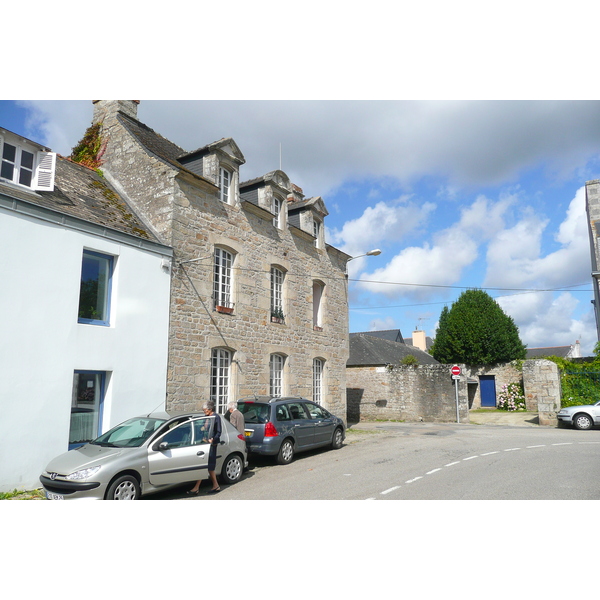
[451,365,461,376]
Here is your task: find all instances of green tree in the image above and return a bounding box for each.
[430,289,526,365]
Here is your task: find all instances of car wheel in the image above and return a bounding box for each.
[277,439,294,465]
[331,427,344,449]
[220,454,243,485]
[106,475,140,500]
[573,413,594,430]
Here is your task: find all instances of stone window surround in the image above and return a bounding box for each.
[312,279,325,330]
[210,347,233,413]
[216,155,240,206]
[313,357,325,405]
[213,246,235,311]
[269,353,286,397]
[270,265,286,319]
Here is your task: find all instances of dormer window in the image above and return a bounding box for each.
[219,166,232,204]
[272,195,283,228]
[313,219,322,248]
[0,132,56,191]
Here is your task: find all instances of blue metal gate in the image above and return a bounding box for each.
[480,375,497,407]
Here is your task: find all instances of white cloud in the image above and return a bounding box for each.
[484,187,591,288]
[16,100,600,196]
[354,194,514,299]
[497,292,596,355]
[328,198,436,270]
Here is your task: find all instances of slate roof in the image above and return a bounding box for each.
[347,334,439,366]
[0,156,160,243]
[350,329,405,343]
[525,346,572,359]
[118,112,186,162]
[116,113,216,188]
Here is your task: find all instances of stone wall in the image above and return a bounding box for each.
[347,359,563,425]
[522,359,561,425]
[463,363,523,409]
[346,364,469,423]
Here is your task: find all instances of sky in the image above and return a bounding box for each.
[4,2,600,356]
[2,99,599,354]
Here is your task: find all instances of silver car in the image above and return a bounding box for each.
[557,401,600,430]
[40,412,248,500]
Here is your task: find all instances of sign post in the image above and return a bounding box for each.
[451,365,461,423]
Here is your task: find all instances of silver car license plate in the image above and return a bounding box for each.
[46,491,64,500]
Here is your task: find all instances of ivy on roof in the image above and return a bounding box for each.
[70,122,107,174]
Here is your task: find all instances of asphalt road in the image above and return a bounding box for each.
[148,421,600,500]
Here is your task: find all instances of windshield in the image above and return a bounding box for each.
[238,402,270,424]
[91,417,166,447]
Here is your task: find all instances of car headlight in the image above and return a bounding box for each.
[66,466,101,480]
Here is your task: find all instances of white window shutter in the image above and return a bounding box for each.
[33,151,56,191]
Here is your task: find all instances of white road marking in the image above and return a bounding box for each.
[372,437,585,499]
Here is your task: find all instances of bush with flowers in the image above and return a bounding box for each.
[496,382,526,411]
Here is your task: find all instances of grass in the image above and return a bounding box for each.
[0,488,45,500]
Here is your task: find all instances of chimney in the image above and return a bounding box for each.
[411,330,427,352]
[92,100,139,126]
[287,183,304,204]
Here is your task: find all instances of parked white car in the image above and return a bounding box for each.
[40,412,248,499]
[557,401,600,430]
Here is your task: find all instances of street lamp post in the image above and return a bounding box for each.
[346,248,381,275]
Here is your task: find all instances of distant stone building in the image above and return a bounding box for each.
[525,341,581,359]
[346,331,445,421]
[90,101,350,417]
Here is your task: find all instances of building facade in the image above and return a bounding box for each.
[0,126,172,492]
[90,101,350,417]
[585,179,600,340]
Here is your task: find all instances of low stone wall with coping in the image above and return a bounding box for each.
[347,359,562,426]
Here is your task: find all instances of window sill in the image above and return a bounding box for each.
[313,326,323,332]
[78,319,110,327]
[271,317,285,324]
[215,306,234,315]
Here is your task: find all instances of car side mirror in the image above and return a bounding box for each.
[153,441,169,451]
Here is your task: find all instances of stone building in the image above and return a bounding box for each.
[346,332,446,421]
[585,179,600,340]
[89,101,350,417]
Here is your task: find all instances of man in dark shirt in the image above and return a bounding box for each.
[187,401,221,495]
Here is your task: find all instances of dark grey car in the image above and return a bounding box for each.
[238,397,345,464]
